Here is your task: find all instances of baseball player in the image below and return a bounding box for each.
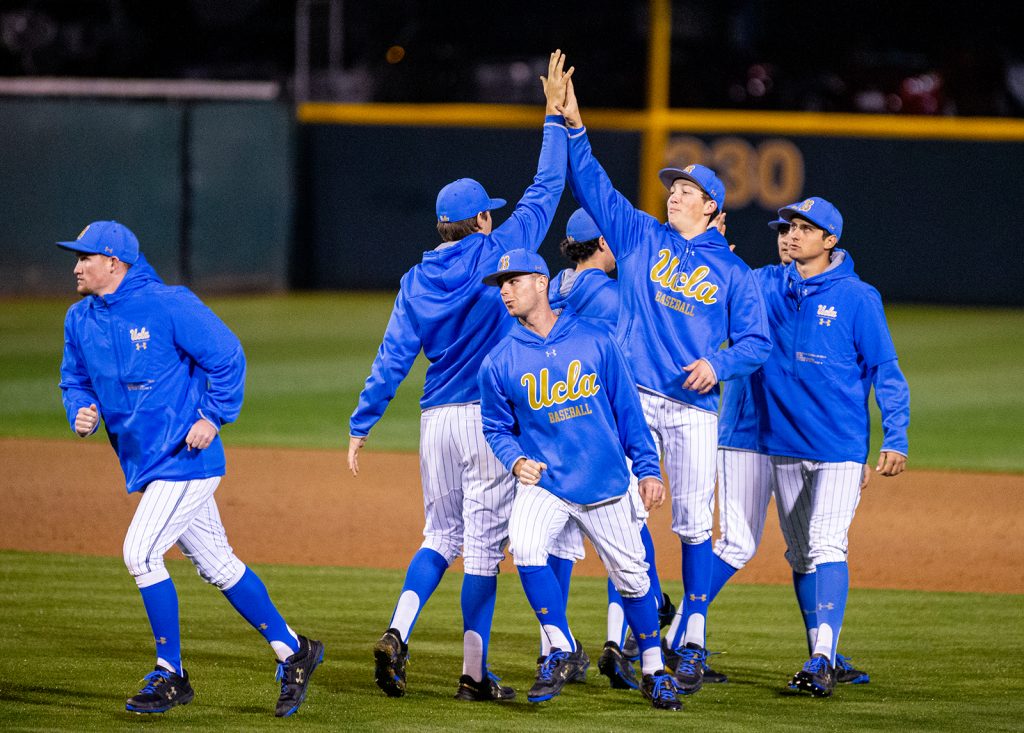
[478,248,682,711]
[709,211,870,685]
[557,79,771,694]
[347,51,572,702]
[748,197,909,697]
[57,221,323,717]
[547,208,676,691]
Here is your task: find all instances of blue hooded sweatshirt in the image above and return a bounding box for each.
[350,115,568,437]
[547,267,619,331]
[752,250,910,463]
[479,308,660,505]
[566,126,771,412]
[59,254,245,493]
[717,263,786,452]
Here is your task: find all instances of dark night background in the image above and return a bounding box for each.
[2,0,1022,116]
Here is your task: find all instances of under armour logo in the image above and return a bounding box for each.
[818,602,835,611]
[168,686,177,697]
[689,594,707,602]
[157,637,167,645]
[295,669,304,683]
[259,623,268,630]
[819,318,832,327]
[539,607,548,615]
[546,348,557,357]
[638,629,660,640]
[135,342,147,350]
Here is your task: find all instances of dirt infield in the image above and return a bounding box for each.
[2,437,1021,594]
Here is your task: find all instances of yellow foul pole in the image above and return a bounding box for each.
[640,0,671,217]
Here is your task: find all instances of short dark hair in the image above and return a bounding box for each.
[436,211,490,242]
[559,235,600,263]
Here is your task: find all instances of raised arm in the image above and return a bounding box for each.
[561,78,654,261]
[488,50,572,254]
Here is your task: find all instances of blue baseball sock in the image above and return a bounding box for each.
[460,573,497,682]
[812,562,849,664]
[607,579,628,646]
[138,578,182,674]
[547,554,574,610]
[792,570,818,655]
[621,589,663,676]
[640,524,663,605]
[222,567,298,658]
[519,565,575,653]
[708,554,739,603]
[680,538,712,648]
[389,548,449,642]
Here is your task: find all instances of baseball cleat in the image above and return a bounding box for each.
[125,667,194,714]
[275,635,325,717]
[565,641,590,683]
[640,671,683,711]
[703,650,729,683]
[453,671,516,702]
[622,593,676,660]
[789,654,835,697]
[598,641,638,689]
[672,643,707,695]
[834,654,870,684]
[528,649,575,702]
[373,628,409,698]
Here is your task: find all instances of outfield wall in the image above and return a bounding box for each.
[0,97,294,295]
[2,97,1022,305]
[299,121,1024,306]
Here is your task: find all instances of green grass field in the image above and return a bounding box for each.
[1,294,1023,471]
[1,551,1021,732]
[2,295,1023,730]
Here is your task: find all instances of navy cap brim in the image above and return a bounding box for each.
[486,197,507,212]
[56,240,99,255]
[767,218,789,231]
[658,168,701,192]
[482,268,535,287]
[779,208,827,231]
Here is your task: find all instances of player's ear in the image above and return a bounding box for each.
[824,234,838,251]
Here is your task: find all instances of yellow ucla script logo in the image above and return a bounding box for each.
[649,249,719,304]
[520,359,600,410]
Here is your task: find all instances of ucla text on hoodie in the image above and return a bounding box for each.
[566,127,771,412]
[752,250,910,463]
[479,309,660,505]
[60,257,244,493]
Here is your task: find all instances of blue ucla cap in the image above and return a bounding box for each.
[436,178,507,223]
[565,208,601,243]
[768,205,798,231]
[56,220,140,264]
[482,248,549,286]
[658,164,726,212]
[779,197,843,241]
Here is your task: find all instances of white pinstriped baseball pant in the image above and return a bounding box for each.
[509,483,650,597]
[419,404,515,576]
[123,476,246,590]
[640,390,718,544]
[714,448,773,568]
[549,472,648,562]
[771,457,864,573]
